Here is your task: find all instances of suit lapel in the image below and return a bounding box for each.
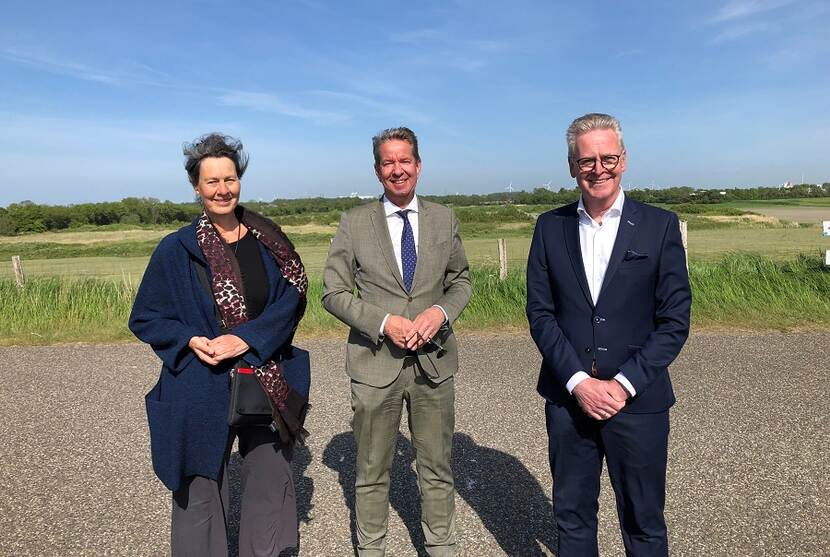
[370,198,407,292]
[597,197,640,302]
[411,197,430,292]
[563,205,594,308]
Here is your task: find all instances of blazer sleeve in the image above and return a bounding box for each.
[230,269,301,367]
[525,216,585,388]
[129,240,202,373]
[435,210,472,324]
[322,211,389,342]
[618,212,692,393]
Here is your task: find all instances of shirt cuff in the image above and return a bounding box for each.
[432,305,449,324]
[614,373,636,397]
[566,371,590,394]
[379,313,391,337]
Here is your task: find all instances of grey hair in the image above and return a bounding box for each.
[183,133,250,186]
[566,113,625,158]
[372,127,420,167]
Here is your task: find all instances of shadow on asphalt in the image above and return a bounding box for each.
[322,431,558,556]
[225,444,313,557]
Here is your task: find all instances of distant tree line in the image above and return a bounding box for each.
[1,184,827,235]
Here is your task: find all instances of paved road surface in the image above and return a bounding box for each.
[1,332,827,556]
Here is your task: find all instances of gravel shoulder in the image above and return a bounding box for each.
[1,332,827,556]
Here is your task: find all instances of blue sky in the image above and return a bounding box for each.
[1,0,828,206]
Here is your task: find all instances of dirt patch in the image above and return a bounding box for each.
[704,214,790,226]
[281,223,338,235]
[736,206,829,224]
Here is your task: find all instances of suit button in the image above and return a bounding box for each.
[594,316,601,323]
[585,347,592,353]
[407,296,413,302]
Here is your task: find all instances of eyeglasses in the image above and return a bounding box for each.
[572,152,624,172]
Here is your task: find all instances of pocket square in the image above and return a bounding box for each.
[623,249,648,261]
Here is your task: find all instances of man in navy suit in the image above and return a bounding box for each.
[526,113,691,556]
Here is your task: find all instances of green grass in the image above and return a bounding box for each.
[689,254,830,329]
[2,254,828,345]
[0,277,137,344]
[0,240,161,260]
[0,232,335,261]
[0,257,151,280]
[687,228,827,261]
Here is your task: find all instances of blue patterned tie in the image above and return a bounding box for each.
[397,210,416,292]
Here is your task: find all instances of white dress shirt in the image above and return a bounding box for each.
[383,195,420,277]
[565,190,636,397]
[378,194,447,335]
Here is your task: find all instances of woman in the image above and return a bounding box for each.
[129,133,308,556]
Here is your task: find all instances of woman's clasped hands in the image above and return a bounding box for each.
[188,335,250,366]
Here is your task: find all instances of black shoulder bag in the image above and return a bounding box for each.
[195,264,272,427]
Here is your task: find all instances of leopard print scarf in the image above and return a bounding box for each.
[195,206,307,437]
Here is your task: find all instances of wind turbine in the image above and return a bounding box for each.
[505,181,514,193]
[543,180,553,191]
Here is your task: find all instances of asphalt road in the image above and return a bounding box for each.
[1,332,827,556]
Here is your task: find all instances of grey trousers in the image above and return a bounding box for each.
[171,427,298,557]
[351,358,457,557]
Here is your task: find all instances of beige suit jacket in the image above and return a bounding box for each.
[322,197,472,387]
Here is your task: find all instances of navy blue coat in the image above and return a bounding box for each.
[129,221,300,492]
[526,198,691,413]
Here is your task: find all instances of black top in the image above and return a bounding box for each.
[227,231,269,320]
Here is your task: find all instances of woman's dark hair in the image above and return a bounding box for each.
[183,133,250,186]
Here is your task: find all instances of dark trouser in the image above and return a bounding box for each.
[350,358,456,557]
[545,402,670,557]
[171,427,297,557]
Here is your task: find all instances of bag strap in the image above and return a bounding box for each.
[195,263,227,333]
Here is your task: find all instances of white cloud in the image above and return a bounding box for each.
[218,91,350,124]
[710,0,797,23]
[1,48,173,88]
[307,89,433,125]
[710,21,772,43]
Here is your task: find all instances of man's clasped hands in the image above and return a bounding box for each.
[383,306,445,351]
[572,378,631,421]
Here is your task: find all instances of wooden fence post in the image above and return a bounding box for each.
[497,239,508,281]
[12,256,25,288]
[679,220,688,270]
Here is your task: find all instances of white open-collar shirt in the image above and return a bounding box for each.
[566,189,636,397]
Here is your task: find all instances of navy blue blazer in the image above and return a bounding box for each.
[526,198,691,413]
[129,220,300,492]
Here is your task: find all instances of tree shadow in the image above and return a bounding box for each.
[226,443,313,557]
[321,431,557,556]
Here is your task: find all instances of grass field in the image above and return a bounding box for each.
[1,200,828,344]
[2,254,828,345]
[2,202,826,266]
[2,226,826,281]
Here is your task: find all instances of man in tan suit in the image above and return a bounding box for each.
[323,127,471,556]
